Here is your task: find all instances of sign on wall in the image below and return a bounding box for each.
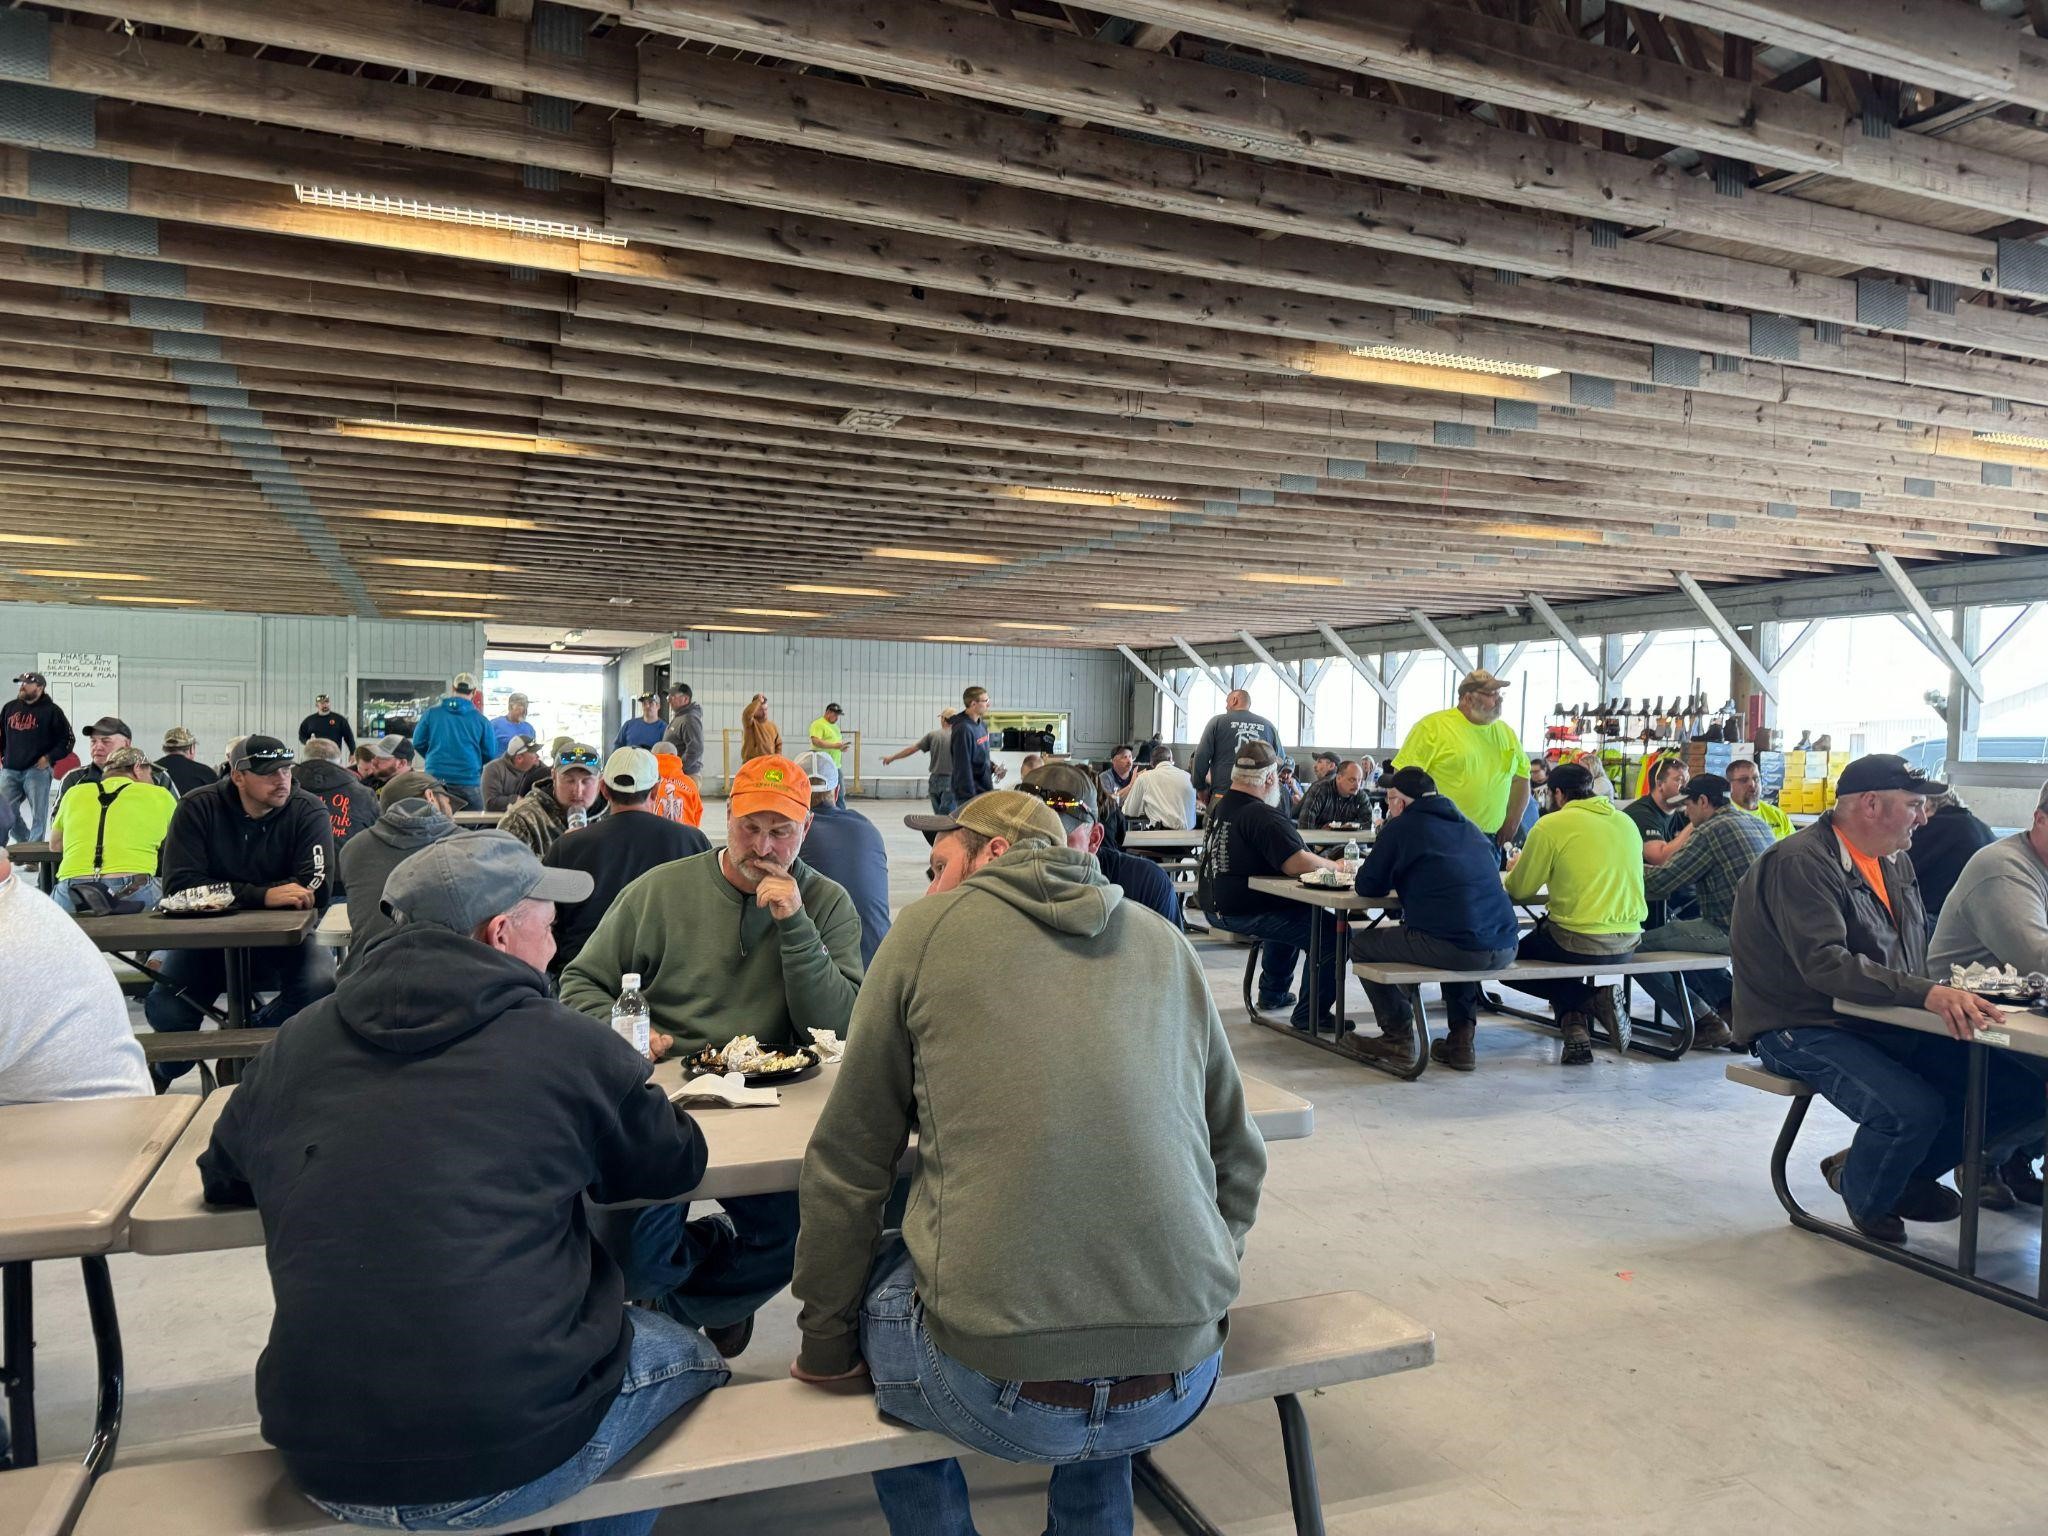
[37,652,119,731]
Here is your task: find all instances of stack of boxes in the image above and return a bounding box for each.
[1780,748,1851,815]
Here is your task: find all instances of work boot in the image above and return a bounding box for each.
[1820,1149,1907,1245]
[1893,1178,1963,1223]
[2001,1150,2045,1207]
[1977,1164,2017,1212]
[1558,1013,1594,1066]
[1429,1021,1477,1072]
[704,1313,755,1360]
[1691,1011,1736,1052]
[1588,987,1630,1055]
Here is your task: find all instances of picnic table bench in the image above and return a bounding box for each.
[67,1291,1433,1536]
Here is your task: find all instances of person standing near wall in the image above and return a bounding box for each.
[411,672,495,811]
[2,671,70,844]
[740,694,782,762]
[881,706,958,815]
[1190,688,1282,807]
[949,686,995,808]
[664,684,704,777]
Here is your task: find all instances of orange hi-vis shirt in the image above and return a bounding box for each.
[1839,833,1895,920]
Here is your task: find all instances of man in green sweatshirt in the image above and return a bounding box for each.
[561,753,863,1358]
[788,790,1267,1536]
[1506,761,1648,1065]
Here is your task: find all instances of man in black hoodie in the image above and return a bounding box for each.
[143,735,337,1084]
[2,670,71,843]
[293,739,379,896]
[200,832,728,1534]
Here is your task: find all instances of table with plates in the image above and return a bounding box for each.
[70,908,319,1037]
[124,1062,1314,1256]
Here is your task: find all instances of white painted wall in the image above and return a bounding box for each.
[0,602,483,760]
[616,631,1132,784]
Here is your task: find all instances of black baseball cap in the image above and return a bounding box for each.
[1681,773,1731,804]
[83,716,133,739]
[1384,766,1437,799]
[232,734,294,772]
[1835,753,1947,797]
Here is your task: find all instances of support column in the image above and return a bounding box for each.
[1733,622,1780,736]
[1600,636,1624,706]
[1948,607,1982,770]
[1378,654,1397,747]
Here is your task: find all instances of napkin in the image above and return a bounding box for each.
[670,1071,780,1108]
[808,1029,845,1063]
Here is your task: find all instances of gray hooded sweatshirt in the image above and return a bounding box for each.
[338,799,457,975]
[793,843,1267,1381]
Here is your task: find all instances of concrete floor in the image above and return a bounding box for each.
[22,802,2048,1533]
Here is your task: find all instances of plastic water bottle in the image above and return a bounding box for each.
[566,806,589,831]
[611,972,651,1056]
[1341,838,1361,863]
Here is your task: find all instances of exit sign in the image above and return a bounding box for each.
[671,636,691,652]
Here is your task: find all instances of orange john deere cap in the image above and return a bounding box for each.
[729,755,813,822]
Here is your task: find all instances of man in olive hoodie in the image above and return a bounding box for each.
[790,790,1266,1536]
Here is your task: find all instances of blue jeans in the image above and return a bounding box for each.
[1632,919,1732,1021]
[1214,906,1340,1025]
[52,877,161,914]
[440,783,482,812]
[859,1237,1220,1536]
[310,1308,729,1536]
[142,936,335,1082]
[928,780,956,817]
[0,766,50,842]
[1754,1024,2048,1225]
[595,1192,801,1329]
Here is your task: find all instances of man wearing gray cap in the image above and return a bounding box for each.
[338,771,458,976]
[199,832,728,1534]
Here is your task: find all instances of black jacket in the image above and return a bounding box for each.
[160,777,336,910]
[949,712,994,805]
[1910,802,1998,922]
[1,694,71,771]
[297,710,356,752]
[290,760,380,895]
[155,753,217,797]
[544,810,711,971]
[198,928,708,1505]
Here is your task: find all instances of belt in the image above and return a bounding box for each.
[1016,1374,1174,1410]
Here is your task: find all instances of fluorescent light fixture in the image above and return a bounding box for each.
[1974,431,2048,451]
[292,184,627,246]
[97,594,197,605]
[1475,522,1603,545]
[1344,344,1561,379]
[385,588,510,600]
[871,547,1006,566]
[727,607,825,619]
[1242,572,1346,587]
[356,509,540,530]
[19,568,152,581]
[1092,601,1184,613]
[0,532,80,546]
[332,420,592,456]
[995,621,1077,631]
[788,583,894,597]
[372,557,522,572]
[400,608,492,618]
[693,623,770,633]
[924,634,990,643]
[1004,486,1184,509]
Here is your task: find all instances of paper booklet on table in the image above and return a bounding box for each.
[670,1071,780,1109]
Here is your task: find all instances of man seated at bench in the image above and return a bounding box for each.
[1505,762,1647,1065]
[1732,754,2040,1246]
[1635,773,1773,1052]
[1202,740,1343,1029]
[562,754,863,1359]
[789,790,1267,1536]
[1929,777,2048,1209]
[198,832,726,1536]
[1349,766,1520,1070]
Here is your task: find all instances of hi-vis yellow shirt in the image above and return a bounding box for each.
[1394,708,1529,834]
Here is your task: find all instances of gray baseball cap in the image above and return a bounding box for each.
[382,830,592,932]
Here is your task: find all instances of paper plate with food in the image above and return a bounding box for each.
[155,883,238,917]
[1298,867,1352,888]
[686,1033,822,1085]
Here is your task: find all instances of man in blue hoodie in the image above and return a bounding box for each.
[1350,766,1521,1070]
[199,833,727,1536]
[410,671,496,810]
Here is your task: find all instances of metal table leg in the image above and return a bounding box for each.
[1958,1043,1988,1278]
[1134,1452,1228,1536]
[1134,1393,1327,1536]
[2,1260,36,1468]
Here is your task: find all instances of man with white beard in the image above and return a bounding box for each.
[1391,668,1531,860]
[1200,741,1344,1031]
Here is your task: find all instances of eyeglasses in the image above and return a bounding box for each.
[556,748,599,768]
[1020,785,1089,819]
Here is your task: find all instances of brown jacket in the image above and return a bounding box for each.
[1730,811,1934,1045]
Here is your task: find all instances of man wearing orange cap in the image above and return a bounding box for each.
[561,754,863,1357]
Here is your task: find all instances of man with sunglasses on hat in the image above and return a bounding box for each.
[1021,762,1180,925]
[144,734,337,1087]
[792,789,1265,1535]
[562,754,863,1359]
[500,741,605,861]
[3,670,72,844]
